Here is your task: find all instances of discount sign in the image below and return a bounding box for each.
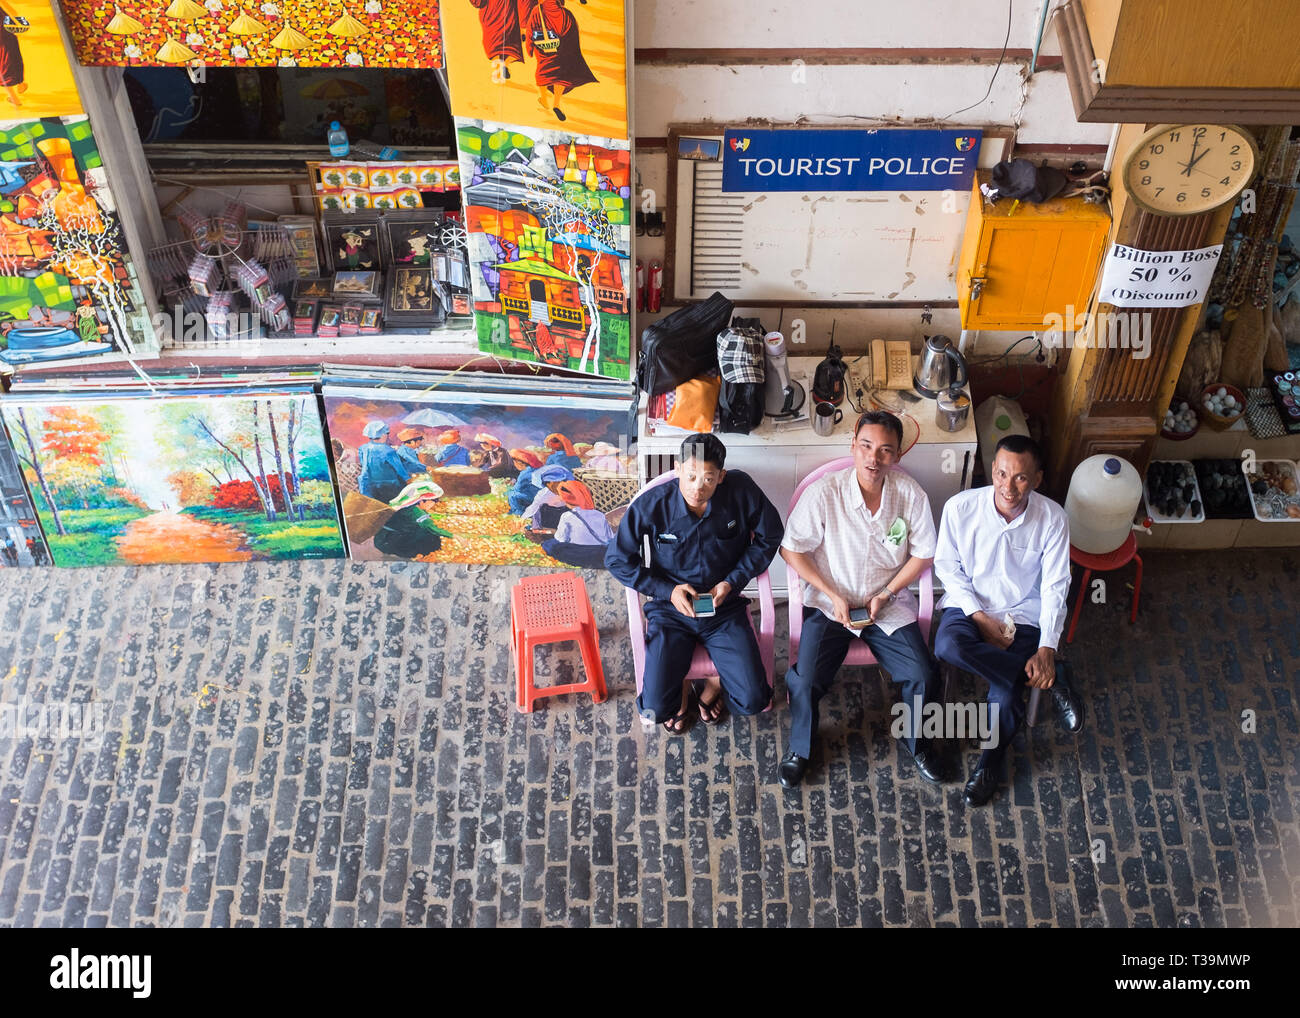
[1098,243,1223,308]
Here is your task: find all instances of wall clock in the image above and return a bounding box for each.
[1123,124,1259,216]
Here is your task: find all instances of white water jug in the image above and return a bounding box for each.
[1065,455,1143,554]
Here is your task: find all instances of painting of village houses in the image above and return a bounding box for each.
[457,118,631,379]
[0,115,151,367]
[323,387,635,567]
[0,392,346,566]
[56,0,441,69]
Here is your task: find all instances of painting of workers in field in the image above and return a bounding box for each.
[323,389,635,567]
[0,392,346,566]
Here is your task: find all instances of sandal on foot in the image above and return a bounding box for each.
[696,687,725,726]
[662,692,696,735]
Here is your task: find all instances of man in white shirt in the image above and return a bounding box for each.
[778,411,955,789]
[933,434,1082,808]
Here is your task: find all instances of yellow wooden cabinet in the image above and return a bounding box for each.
[957,170,1111,331]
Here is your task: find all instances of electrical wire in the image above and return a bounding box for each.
[938,0,1013,122]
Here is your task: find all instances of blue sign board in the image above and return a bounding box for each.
[721,128,982,192]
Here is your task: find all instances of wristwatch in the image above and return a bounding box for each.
[878,588,897,605]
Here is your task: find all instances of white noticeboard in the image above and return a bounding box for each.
[673,133,1007,303]
[1097,243,1223,308]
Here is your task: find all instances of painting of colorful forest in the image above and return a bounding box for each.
[442,0,627,138]
[0,115,151,367]
[323,388,635,567]
[1,394,346,566]
[457,118,631,379]
[56,0,441,69]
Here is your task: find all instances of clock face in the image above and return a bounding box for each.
[1123,124,1258,216]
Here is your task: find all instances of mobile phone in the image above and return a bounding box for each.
[693,594,716,617]
[847,607,873,628]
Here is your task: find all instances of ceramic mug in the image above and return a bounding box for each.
[813,402,843,436]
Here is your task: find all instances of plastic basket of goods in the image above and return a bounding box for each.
[573,468,639,515]
[1199,383,1246,430]
[1143,460,1204,523]
[1192,459,1254,519]
[1161,397,1199,440]
[1242,459,1300,521]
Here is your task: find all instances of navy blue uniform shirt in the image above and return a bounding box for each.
[605,470,784,603]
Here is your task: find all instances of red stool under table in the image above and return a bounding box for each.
[1065,533,1143,644]
[510,572,608,712]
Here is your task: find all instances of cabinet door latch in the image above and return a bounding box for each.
[969,275,987,299]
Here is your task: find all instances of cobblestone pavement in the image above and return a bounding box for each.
[0,550,1296,928]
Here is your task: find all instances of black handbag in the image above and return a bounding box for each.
[636,291,734,396]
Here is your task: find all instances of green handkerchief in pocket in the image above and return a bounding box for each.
[884,516,908,547]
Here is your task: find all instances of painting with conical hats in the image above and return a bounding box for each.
[55,0,442,68]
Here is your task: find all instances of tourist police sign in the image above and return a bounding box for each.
[721,128,982,192]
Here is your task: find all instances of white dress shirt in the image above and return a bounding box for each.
[782,467,937,635]
[934,488,1071,650]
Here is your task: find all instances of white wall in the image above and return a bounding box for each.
[631,0,1112,357]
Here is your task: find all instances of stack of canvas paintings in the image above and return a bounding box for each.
[322,374,635,568]
[0,388,346,566]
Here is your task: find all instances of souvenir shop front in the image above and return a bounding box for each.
[0,0,639,573]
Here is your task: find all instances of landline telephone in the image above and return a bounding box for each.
[871,340,912,389]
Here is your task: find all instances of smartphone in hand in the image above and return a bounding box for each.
[693,594,716,618]
[847,607,873,629]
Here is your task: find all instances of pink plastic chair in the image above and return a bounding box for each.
[624,470,776,709]
[786,457,934,665]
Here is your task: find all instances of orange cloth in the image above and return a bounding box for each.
[557,480,596,510]
[511,449,543,469]
[664,376,720,433]
[438,429,461,445]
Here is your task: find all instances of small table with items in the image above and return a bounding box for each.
[637,357,979,597]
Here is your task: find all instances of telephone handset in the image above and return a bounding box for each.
[870,340,912,389]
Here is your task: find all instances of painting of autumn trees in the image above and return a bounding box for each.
[0,393,344,566]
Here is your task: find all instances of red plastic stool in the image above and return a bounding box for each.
[510,572,608,712]
[1065,533,1142,644]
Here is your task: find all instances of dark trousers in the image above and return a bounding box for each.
[933,607,1040,769]
[639,600,770,722]
[784,606,939,759]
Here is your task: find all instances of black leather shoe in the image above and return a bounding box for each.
[778,752,808,789]
[1051,668,1085,734]
[963,764,1001,807]
[910,740,956,784]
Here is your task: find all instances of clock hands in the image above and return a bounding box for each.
[1180,143,1213,178]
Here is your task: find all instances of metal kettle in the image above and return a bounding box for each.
[913,334,969,399]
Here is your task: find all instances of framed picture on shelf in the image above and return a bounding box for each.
[293,277,332,299]
[381,210,443,269]
[385,266,443,326]
[322,212,382,272]
[333,270,380,299]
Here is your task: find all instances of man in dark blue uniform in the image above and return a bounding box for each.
[606,434,783,733]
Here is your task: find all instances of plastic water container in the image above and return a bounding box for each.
[327,121,350,158]
[1065,455,1143,554]
[974,395,1029,481]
